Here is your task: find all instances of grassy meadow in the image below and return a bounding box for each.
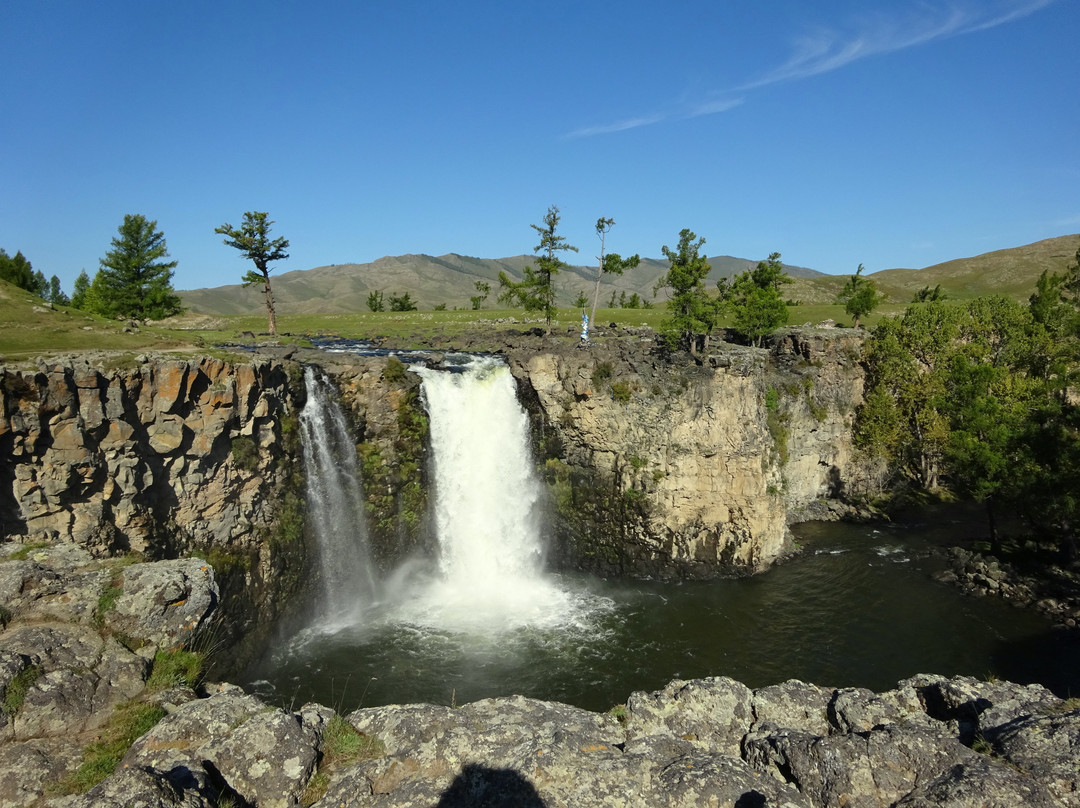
[0,275,905,363]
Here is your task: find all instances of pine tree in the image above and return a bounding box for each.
[654,229,713,352]
[498,205,577,335]
[95,214,182,320]
[70,270,91,310]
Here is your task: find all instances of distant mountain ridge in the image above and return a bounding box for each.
[179,235,1080,315]
[179,253,821,315]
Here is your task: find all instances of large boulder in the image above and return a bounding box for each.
[110,559,218,650]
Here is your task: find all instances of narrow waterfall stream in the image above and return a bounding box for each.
[246,356,1080,714]
[298,366,378,624]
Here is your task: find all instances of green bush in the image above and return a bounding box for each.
[611,381,632,404]
[231,435,259,471]
[383,355,408,383]
[591,361,614,387]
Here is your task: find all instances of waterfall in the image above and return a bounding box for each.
[403,356,576,632]
[299,366,377,625]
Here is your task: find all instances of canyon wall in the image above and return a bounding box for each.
[504,327,868,577]
[0,352,308,660]
[0,329,869,611]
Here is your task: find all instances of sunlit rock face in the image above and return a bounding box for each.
[0,354,306,663]
[0,355,296,555]
[503,327,869,578]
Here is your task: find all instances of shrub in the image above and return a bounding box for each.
[611,381,632,404]
[591,361,614,387]
[383,355,408,383]
[231,436,259,471]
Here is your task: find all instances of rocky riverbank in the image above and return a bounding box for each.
[938,546,1080,629]
[2,536,1079,808]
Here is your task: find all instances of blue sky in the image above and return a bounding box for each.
[2,0,1077,293]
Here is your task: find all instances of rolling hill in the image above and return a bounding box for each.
[788,234,1080,306]
[179,253,822,315]
[178,235,1080,315]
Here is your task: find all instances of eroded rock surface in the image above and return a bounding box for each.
[2,547,1075,807]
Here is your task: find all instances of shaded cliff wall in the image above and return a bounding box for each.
[299,351,431,570]
[0,353,307,663]
[505,327,867,578]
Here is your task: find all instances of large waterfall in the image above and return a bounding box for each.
[299,366,378,625]
[401,356,578,632]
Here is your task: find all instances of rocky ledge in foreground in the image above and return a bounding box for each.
[2,542,1078,808]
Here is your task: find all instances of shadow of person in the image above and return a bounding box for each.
[436,763,546,808]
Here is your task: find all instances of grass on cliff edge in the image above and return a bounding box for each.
[0,279,205,362]
[56,700,168,794]
[1,276,897,359]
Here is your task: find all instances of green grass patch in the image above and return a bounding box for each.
[1,664,41,717]
[7,542,52,561]
[147,648,204,691]
[94,582,123,629]
[58,700,167,794]
[301,715,384,806]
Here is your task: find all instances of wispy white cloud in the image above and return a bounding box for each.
[689,97,745,118]
[737,0,1057,91]
[565,0,1057,138]
[564,114,668,139]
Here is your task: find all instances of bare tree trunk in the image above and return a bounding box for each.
[987,497,1002,556]
[589,272,603,338]
[263,274,277,335]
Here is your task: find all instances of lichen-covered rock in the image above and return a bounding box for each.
[990,708,1080,807]
[752,679,834,736]
[333,694,811,808]
[744,722,974,808]
[893,757,1063,808]
[110,559,218,650]
[43,763,213,808]
[0,737,83,807]
[125,685,332,808]
[623,676,754,756]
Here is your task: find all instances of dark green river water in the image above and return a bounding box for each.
[246,512,1080,713]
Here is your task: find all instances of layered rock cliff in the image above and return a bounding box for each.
[0,353,307,662]
[502,326,868,578]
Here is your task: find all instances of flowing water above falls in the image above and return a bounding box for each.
[248,359,1080,713]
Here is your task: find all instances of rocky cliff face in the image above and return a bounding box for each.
[0,352,307,663]
[503,327,868,578]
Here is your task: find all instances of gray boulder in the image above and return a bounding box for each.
[110,559,218,649]
[894,757,1063,808]
[990,707,1080,807]
[623,676,754,756]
